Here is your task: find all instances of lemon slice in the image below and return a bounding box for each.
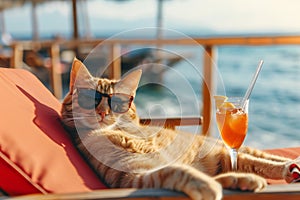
[219,102,235,114]
[220,102,235,109]
[214,95,228,109]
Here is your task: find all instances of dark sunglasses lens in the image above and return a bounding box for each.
[110,94,132,113]
[77,89,101,109]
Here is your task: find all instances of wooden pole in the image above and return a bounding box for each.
[31,1,39,41]
[10,44,23,68]
[0,9,5,34]
[156,0,163,40]
[72,0,78,40]
[202,46,215,136]
[50,44,63,99]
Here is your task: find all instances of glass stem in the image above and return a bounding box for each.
[230,148,238,171]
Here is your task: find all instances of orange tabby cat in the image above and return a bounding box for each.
[61,58,294,200]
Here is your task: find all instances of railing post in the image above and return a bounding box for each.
[109,43,121,79]
[49,43,63,99]
[202,45,215,136]
[10,43,23,68]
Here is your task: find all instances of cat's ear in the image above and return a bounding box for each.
[115,69,142,95]
[69,57,93,91]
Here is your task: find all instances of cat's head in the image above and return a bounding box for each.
[61,58,142,130]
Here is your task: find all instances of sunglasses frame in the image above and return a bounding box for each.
[75,88,134,113]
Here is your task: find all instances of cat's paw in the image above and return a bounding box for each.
[183,177,222,200]
[214,172,267,192]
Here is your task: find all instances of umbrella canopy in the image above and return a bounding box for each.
[0,0,79,40]
[1,0,169,41]
[0,0,25,11]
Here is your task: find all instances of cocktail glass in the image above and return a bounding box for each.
[215,96,249,171]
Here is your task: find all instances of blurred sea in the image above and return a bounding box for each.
[134,45,300,149]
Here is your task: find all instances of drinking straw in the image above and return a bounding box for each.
[242,60,264,109]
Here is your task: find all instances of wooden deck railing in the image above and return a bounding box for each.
[9,35,300,135]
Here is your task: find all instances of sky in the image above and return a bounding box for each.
[3,0,300,39]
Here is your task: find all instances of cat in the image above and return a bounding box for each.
[61,57,295,200]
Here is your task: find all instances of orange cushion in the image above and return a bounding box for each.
[0,68,107,196]
[265,147,300,160]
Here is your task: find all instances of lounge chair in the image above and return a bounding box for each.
[0,68,299,199]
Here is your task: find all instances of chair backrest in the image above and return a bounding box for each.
[0,68,107,196]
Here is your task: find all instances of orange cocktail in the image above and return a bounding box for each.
[216,107,248,149]
[214,96,249,171]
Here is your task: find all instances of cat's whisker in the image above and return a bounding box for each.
[71,111,99,115]
[72,116,98,119]
[71,112,98,115]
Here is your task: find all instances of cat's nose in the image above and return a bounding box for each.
[100,111,107,120]
[95,99,110,120]
[97,109,109,121]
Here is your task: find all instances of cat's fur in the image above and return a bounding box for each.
[61,58,294,200]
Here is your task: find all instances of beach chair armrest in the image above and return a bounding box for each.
[4,184,300,200]
[140,117,203,129]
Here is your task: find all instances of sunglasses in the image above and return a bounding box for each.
[76,88,133,113]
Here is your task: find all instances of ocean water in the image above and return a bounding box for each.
[134,45,300,149]
[216,46,300,149]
